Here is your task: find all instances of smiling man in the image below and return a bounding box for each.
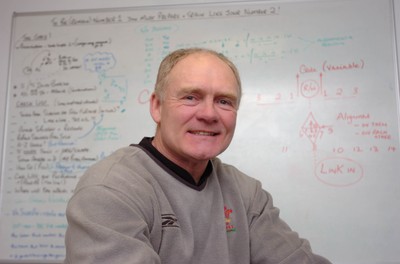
[64,48,331,264]
[150,50,239,183]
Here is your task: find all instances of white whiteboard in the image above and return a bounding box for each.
[1,0,400,263]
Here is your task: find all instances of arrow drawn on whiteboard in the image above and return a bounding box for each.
[77,113,104,140]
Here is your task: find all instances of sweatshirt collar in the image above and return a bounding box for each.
[134,137,212,190]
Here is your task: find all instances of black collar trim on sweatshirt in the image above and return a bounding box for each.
[130,137,212,191]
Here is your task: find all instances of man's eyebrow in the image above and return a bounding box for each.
[214,89,239,104]
[218,92,238,100]
[177,87,200,95]
[176,87,238,104]
[178,87,237,98]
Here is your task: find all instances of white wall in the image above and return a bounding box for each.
[1,0,400,184]
[0,1,399,263]
[0,0,234,176]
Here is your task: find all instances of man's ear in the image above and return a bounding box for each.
[150,93,161,123]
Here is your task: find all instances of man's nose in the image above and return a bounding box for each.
[197,100,218,122]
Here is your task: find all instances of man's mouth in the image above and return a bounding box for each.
[189,130,218,136]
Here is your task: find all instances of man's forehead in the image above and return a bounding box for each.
[171,53,235,78]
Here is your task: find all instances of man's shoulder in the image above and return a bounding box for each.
[212,157,259,183]
[74,145,157,194]
[211,157,262,197]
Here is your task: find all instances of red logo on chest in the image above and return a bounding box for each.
[224,206,236,233]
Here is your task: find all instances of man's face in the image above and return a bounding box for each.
[150,53,239,169]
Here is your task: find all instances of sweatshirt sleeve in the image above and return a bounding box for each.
[64,184,161,264]
[248,182,332,264]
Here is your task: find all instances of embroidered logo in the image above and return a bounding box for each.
[224,206,236,233]
[161,214,179,228]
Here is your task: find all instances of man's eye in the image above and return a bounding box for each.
[219,99,232,106]
[182,95,198,105]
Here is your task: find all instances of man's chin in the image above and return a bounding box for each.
[187,149,223,161]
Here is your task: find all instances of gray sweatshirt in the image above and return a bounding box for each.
[64,140,331,264]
